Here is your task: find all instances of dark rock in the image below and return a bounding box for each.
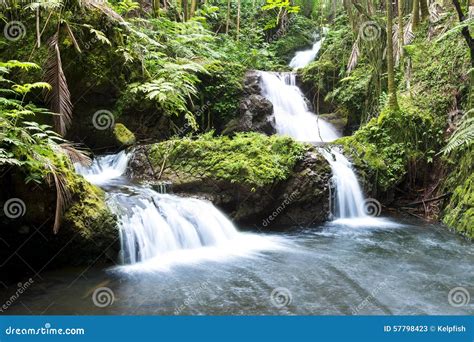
[223,71,276,136]
[130,145,331,229]
[0,170,118,282]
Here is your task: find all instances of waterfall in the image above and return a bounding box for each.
[260,71,339,142]
[74,151,130,186]
[289,28,328,69]
[108,189,239,264]
[319,148,368,219]
[75,152,280,268]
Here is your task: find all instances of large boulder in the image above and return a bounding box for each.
[223,71,276,135]
[0,169,118,282]
[129,133,331,229]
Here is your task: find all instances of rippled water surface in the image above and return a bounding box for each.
[2,218,473,315]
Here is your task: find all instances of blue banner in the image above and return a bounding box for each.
[0,316,472,342]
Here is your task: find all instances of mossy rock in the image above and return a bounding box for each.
[113,123,136,147]
[128,133,332,227]
[319,110,348,132]
[58,173,119,265]
[441,149,474,240]
[442,173,474,239]
[0,168,118,281]
[64,176,117,242]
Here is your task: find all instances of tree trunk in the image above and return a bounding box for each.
[183,0,189,21]
[152,0,160,16]
[236,0,241,41]
[225,0,231,34]
[36,7,41,48]
[412,0,420,29]
[387,0,399,110]
[190,0,197,18]
[419,0,429,19]
[398,0,404,61]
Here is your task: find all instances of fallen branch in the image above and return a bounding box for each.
[404,192,452,207]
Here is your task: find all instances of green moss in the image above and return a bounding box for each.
[64,175,117,240]
[442,172,474,239]
[319,109,348,131]
[406,20,470,117]
[148,132,307,187]
[335,96,442,192]
[441,149,474,239]
[113,123,136,146]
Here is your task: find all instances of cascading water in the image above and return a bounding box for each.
[319,148,397,226]
[109,189,239,264]
[264,31,387,225]
[319,148,368,219]
[260,28,339,143]
[75,151,281,269]
[289,28,328,69]
[260,71,339,142]
[75,151,130,186]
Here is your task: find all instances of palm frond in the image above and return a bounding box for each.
[347,35,360,72]
[58,143,92,166]
[43,33,73,136]
[442,110,474,155]
[403,21,415,45]
[393,23,400,66]
[429,3,444,23]
[81,0,124,22]
[45,161,71,234]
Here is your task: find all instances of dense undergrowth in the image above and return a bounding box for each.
[298,10,472,236]
[0,0,472,244]
[148,132,307,188]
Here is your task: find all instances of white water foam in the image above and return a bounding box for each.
[289,28,328,69]
[74,151,130,186]
[260,71,339,142]
[320,148,398,227]
[75,152,286,270]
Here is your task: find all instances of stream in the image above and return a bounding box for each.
[2,30,472,316]
[2,217,473,315]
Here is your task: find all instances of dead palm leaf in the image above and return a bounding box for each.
[81,0,124,23]
[58,143,92,166]
[429,3,444,23]
[43,32,73,136]
[347,35,361,72]
[42,158,72,234]
[403,21,415,45]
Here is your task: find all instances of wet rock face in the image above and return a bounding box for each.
[130,145,331,229]
[223,71,276,136]
[0,172,118,282]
